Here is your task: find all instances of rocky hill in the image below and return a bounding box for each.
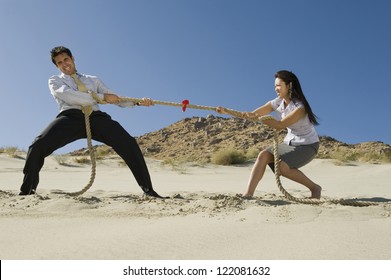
[71,115,391,164]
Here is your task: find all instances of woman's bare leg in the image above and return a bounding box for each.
[278,161,321,199]
[243,150,274,197]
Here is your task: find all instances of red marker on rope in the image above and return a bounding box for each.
[181,99,189,112]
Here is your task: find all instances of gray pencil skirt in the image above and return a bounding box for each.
[266,142,319,171]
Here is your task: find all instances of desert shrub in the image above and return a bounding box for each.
[54,155,70,166]
[361,150,391,163]
[329,149,391,164]
[211,148,247,165]
[1,146,20,158]
[161,158,188,173]
[246,147,260,160]
[95,145,113,160]
[74,157,90,164]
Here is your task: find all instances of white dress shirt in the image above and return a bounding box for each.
[48,72,134,112]
[270,97,319,145]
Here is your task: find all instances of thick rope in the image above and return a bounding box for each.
[71,94,387,207]
[65,106,97,197]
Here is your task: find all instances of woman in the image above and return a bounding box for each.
[217,70,321,199]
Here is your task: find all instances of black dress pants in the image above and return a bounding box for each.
[20,109,153,194]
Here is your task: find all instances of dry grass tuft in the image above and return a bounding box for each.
[0,146,23,159]
[211,148,247,165]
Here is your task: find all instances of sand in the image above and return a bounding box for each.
[1,154,390,260]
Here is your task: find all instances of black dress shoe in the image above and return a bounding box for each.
[144,189,168,199]
[19,189,36,196]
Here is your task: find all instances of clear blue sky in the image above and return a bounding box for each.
[1,0,390,154]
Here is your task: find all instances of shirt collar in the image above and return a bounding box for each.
[60,72,83,80]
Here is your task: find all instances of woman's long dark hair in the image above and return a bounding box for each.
[274,70,319,125]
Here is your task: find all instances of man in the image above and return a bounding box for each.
[19,46,166,198]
